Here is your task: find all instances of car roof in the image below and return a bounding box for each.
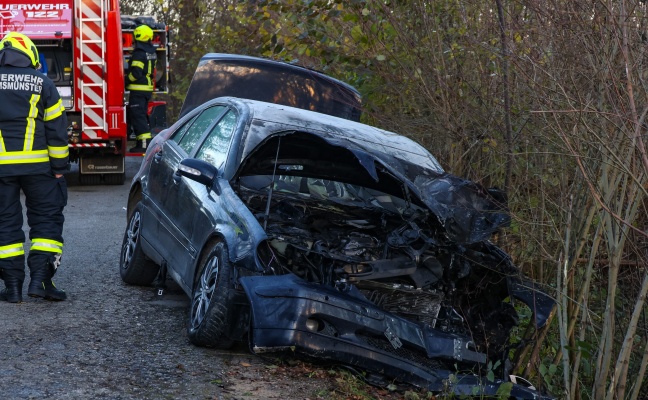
[219,96,444,174]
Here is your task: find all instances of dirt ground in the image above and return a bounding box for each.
[220,349,418,400]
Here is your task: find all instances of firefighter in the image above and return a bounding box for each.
[126,24,157,153]
[0,32,69,302]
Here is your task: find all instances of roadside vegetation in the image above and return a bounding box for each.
[120,1,648,398]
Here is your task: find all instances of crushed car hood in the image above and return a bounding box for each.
[414,173,509,244]
[237,130,510,245]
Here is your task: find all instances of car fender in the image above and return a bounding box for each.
[192,182,268,273]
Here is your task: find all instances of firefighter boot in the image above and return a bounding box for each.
[129,139,148,154]
[0,274,23,303]
[28,264,66,301]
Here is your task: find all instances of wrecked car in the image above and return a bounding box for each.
[120,96,554,398]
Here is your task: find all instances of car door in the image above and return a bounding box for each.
[163,109,239,287]
[142,113,197,246]
[146,105,227,271]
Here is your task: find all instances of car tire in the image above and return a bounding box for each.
[187,242,235,349]
[119,203,160,285]
[79,173,101,185]
[103,173,126,185]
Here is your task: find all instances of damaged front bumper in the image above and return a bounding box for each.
[240,274,553,399]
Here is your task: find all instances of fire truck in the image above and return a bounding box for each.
[0,0,170,184]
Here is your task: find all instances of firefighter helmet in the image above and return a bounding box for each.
[0,32,39,68]
[134,25,154,42]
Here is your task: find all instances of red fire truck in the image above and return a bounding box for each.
[0,0,170,184]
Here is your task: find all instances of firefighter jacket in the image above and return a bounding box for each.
[126,41,157,92]
[0,60,69,177]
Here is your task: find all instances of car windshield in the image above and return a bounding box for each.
[239,174,421,215]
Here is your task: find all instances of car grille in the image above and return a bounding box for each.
[360,286,444,329]
[357,332,445,371]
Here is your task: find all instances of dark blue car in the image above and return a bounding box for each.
[120,96,554,398]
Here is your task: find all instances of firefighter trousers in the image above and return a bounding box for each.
[0,174,67,282]
[128,90,152,139]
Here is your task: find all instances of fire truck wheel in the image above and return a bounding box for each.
[187,241,235,349]
[104,173,126,185]
[79,173,102,185]
[120,203,160,285]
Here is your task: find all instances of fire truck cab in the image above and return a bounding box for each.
[0,0,170,185]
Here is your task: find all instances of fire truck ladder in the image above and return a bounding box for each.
[78,0,107,133]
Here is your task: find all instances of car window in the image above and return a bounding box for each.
[174,106,226,154]
[169,114,198,144]
[195,110,237,169]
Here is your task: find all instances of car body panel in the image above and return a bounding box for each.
[148,141,190,269]
[240,274,553,399]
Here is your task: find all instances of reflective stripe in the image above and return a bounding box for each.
[0,243,24,259]
[146,61,153,87]
[24,94,40,151]
[127,84,154,91]
[130,60,144,69]
[136,132,151,140]
[30,238,63,254]
[0,150,49,164]
[0,130,4,152]
[48,145,69,159]
[44,99,64,122]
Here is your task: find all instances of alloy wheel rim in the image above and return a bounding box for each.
[121,211,141,270]
[190,255,219,330]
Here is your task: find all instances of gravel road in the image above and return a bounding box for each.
[0,158,337,400]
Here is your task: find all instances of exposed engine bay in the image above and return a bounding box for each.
[240,176,522,367]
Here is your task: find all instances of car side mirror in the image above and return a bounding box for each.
[176,158,219,188]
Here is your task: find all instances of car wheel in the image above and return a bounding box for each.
[120,203,160,285]
[187,242,235,349]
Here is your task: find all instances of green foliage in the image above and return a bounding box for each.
[495,382,513,398]
[486,360,501,383]
[538,361,558,394]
